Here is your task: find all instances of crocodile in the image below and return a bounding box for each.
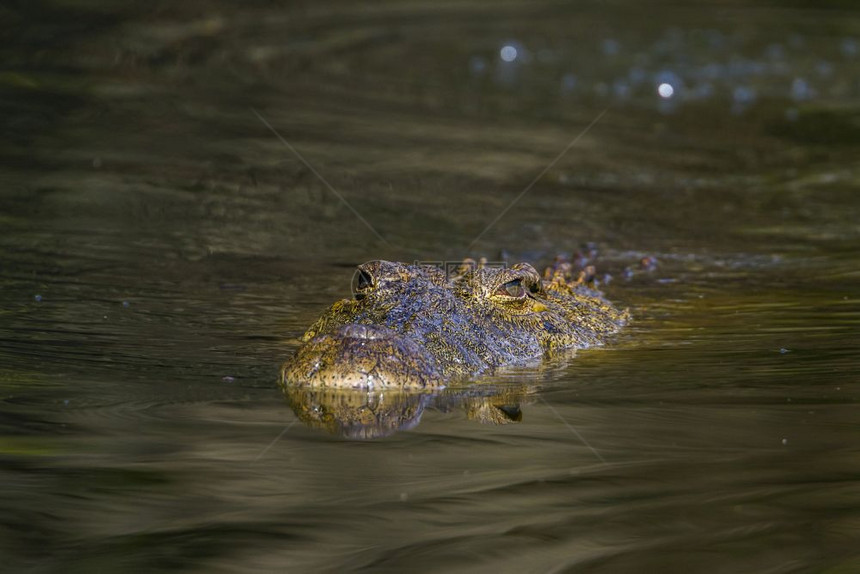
[281,257,628,392]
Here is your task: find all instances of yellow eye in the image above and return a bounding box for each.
[496,279,525,299]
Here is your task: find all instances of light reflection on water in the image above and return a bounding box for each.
[2,0,860,572]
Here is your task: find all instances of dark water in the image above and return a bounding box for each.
[2,1,860,571]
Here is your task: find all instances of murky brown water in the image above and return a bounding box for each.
[2,1,859,572]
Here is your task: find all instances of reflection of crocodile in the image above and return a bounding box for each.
[282,258,628,391]
[281,383,529,440]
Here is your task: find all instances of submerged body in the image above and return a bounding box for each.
[282,259,628,390]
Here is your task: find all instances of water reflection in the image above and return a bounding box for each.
[283,385,431,439]
[281,374,529,439]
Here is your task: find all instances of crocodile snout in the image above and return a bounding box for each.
[281,324,444,390]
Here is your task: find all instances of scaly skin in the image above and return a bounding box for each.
[281,258,628,391]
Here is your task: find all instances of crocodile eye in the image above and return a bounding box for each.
[352,269,374,300]
[496,279,526,299]
[357,270,372,290]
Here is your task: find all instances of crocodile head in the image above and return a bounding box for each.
[281,259,627,391]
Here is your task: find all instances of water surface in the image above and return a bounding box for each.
[2,1,859,572]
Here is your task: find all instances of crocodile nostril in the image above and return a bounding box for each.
[340,324,391,340]
[352,268,374,300]
[341,325,368,339]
